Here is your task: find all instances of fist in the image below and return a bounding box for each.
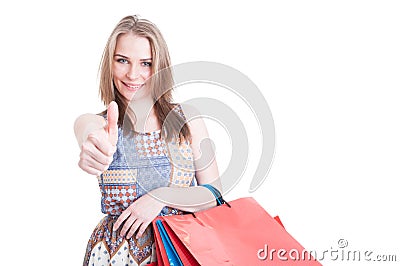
[78,101,119,175]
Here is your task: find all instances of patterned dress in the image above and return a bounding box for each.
[83,105,196,266]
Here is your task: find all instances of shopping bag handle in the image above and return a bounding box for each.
[201,184,231,208]
[187,185,231,218]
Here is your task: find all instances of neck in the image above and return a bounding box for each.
[129,97,155,119]
[127,97,159,133]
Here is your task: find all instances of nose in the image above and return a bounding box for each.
[126,63,140,80]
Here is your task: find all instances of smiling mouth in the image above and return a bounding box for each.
[122,82,144,91]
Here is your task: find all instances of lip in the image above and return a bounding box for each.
[122,81,144,92]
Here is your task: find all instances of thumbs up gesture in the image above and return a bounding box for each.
[106,101,119,146]
[76,101,119,176]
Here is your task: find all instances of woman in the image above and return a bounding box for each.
[74,15,222,265]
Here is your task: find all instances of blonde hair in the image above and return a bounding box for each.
[99,15,191,142]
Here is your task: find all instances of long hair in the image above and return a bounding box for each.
[98,15,191,143]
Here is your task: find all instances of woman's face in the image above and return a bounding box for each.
[112,33,153,101]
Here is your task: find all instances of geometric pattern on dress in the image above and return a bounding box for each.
[134,131,166,158]
[100,168,138,184]
[83,215,154,266]
[135,158,171,198]
[166,139,195,187]
[101,183,137,215]
[98,168,138,216]
[164,103,196,187]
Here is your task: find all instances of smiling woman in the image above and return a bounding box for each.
[112,34,152,100]
[74,15,222,266]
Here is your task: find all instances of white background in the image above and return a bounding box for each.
[1,1,399,265]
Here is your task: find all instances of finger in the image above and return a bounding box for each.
[78,160,104,176]
[120,216,137,238]
[78,161,102,176]
[113,209,131,232]
[87,132,116,156]
[83,157,109,173]
[80,148,110,173]
[107,101,119,146]
[126,220,142,239]
[136,221,150,239]
[81,141,113,166]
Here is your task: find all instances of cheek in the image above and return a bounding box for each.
[141,68,152,79]
[112,64,125,79]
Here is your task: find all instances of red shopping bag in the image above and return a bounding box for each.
[153,197,321,265]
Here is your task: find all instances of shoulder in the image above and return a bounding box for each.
[172,103,200,119]
[176,103,209,138]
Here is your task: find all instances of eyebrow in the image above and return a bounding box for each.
[114,54,152,61]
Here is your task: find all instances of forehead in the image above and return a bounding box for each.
[115,33,151,58]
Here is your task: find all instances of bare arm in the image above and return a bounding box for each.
[74,102,119,176]
[151,103,223,212]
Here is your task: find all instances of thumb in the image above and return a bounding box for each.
[107,101,119,145]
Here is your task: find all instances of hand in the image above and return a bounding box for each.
[78,101,119,175]
[113,192,165,239]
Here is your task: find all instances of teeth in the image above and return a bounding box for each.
[126,84,141,89]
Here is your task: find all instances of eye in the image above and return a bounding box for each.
[116,58,129,64]
[142,61,152,67]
